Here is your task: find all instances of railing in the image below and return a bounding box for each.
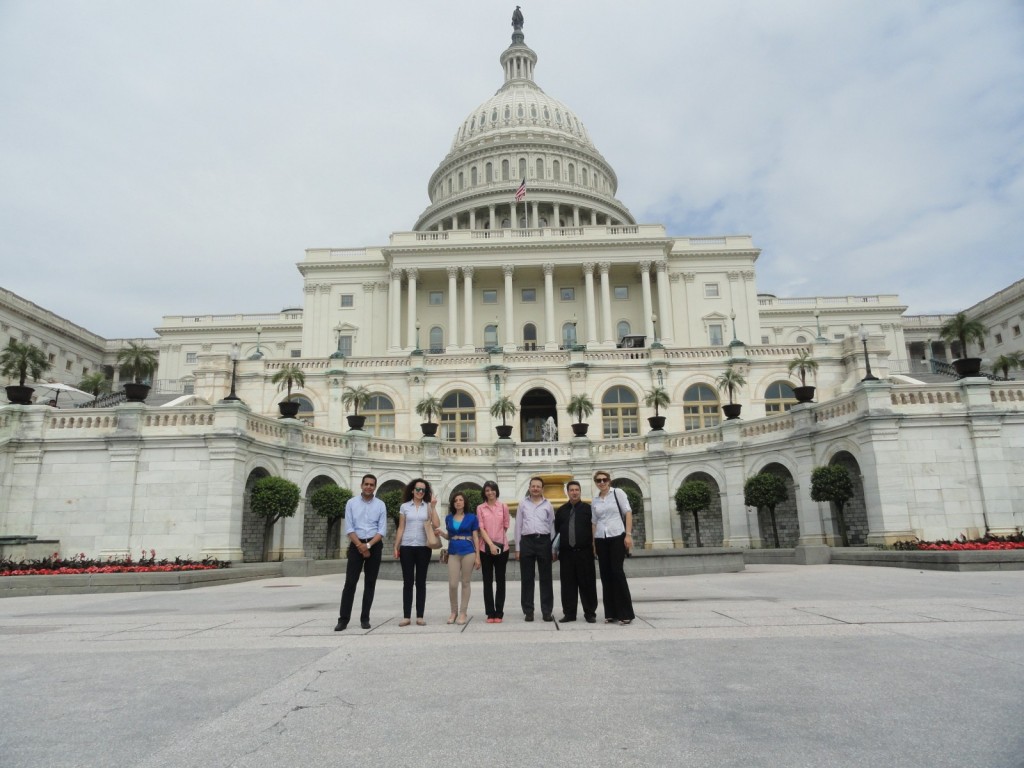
[757,294,902,308]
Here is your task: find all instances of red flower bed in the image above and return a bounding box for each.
[895,534,1024,552]
[0,550,230,577]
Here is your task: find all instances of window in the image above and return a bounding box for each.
[486,163,493,182]
[65,360,72,371]
[441,391,476,442]
[553,159,560,180]
[519,158,526,178]
[617,320,631,340]
[501,159,509,181]
[48,353,55,364]
[560,287,575,302]
[536,158,544,179]
[562,322,578,349]
[765,381,797,414]
[458,172,463,190]
[364,394,395,437]
[340,294,354,308]
[683,384,720,430]
[429,326,443,353]
[995,333,1003,345]
[185,352,198,364]
[521,288,536,303]
[761,335,770,345]
[704,283,720,298]
[709,324,724,346]
[613,286,629,300]
[482,290,497,304]
[82,367,89,376]
[290,349,302,358]
[429,291,444,306]
[1014,325,1021,337]
[182,380,194,395]
[471,167,478,186]
[601,386,639,439]
[795,335,807,344]
[484,324,498,349]
[833,333,845,340]
[523,323,537,351]
[338,335,352,357]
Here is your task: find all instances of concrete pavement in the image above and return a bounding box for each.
[1,564,1022,767]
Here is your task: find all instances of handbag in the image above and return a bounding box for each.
[424,520,441,549]
[440,548,449,564]
[612,488,632,557]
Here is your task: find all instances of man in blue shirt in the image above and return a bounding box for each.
[336,474,388,631]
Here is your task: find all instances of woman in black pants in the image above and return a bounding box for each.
[590,470,635,624]
[393,477,440,626]
[475,480,511,623]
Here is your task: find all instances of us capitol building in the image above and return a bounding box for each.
[2,12,1022,562]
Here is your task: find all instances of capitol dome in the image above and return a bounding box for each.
[413,19,634,232]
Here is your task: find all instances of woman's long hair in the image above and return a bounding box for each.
[403,477,433,503]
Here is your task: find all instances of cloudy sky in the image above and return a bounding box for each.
[2,0,1022,339]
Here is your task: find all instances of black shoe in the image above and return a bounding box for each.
[542,614,554,622]
[559,615,577,623]
[360,620,371,630]
[585,615,597,624]
[334,620,347,632]
[524,613,534,622]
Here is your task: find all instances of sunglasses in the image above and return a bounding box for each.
[413,487,427,493]
[595,478,610,483]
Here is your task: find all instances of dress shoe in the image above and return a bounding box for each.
[542,614,554,622]
[360,620,371,630]
[524,613,534,622]
[334,620,347,632]
[585,615,597,624]
[559,615,577,623]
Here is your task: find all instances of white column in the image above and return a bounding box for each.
[446,266,459,353]
[503,265,515,350]
[462,266,474,350]
[469,209,476,230]
[583,262,598,346]
[590,209,597,225]
[405,267,418,352]
[389,269,402,350]
[488,205,496,231]
[655,260,673,345]
[531,201,539,228]
[639,261,654,341]
[599,261,613,345]
[553,202,561,228]
[573,206,580,227]
[543,263,557,350]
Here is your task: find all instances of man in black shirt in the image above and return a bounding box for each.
[553,479,598,623]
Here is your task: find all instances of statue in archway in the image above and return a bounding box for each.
[512,6,524,31]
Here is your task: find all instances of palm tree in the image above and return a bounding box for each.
[715,366,746,405]
[1,339,51,388]
[991,353,1021,380]
[341,385,371,415]
[566,393,594,425]
[415,394,442,425]
[271,364,306,402]
[78,372,111,398]
[939,312,986,360]
[643,387,670,417]
[787,349,818,388]
[489,395,518,426]
[116,341,157,384]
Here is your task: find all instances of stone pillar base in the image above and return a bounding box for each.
[723,537,754,549]
[281,558,315,577]
[794,543,831,565]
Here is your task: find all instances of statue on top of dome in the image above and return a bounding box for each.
[512,6,524,31]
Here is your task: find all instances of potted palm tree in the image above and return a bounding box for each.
[939,312,986,378]
[490,395,518,439]
[271,364,305,418]
[644,386,670,431]
[78,371,111,400]
[341,384,371,430]
[787,349,818,403]
[992,352,1022,381]
[415,393,442,437]
[116,341,158,402]
[716,365,746,420]
[566,393,594,437]
[1,340,51,405]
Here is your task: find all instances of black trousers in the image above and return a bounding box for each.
[480,547,509,618]
[338,540,383,623]
[559,546,598,619]
[399,545,431,618]
[519,534,553,617]
[595,533,634,621]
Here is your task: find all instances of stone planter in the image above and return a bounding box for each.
[4,385,34,405]
[420,422,439,437]
[571,422,590,437]
[495,424,513,439]
[123,383,151,403]
[722,403,742,420]
[278,401,300,418]
[647,415,666,431]
[952,358,982,378]
[793,385,816,403]
[346,414,366,431]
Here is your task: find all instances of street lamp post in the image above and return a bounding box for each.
[651,313,659,345]
[860,327,879,382]
[415,321,421,353]
[249,325,263,360]
[330,322,345,359]
[814,310,827,343]
[222,343,242,402]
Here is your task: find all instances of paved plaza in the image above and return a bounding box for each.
[1,564,1022,767]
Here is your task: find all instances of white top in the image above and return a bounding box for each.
[399,500,431,547]
[591,487,630,539]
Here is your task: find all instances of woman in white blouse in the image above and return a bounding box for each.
[393,477,441,626]
[590,470,635,624]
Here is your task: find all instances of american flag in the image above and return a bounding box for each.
[514,178,526,202]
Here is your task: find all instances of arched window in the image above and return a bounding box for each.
[765,381,797,414]
[484,324,498,349]
[447,178,452,195]
[517,104,524,118]
[441,391,476,443]
[536,158,544,179]
[429,326,444,353]
[568,163,576,183]
[471,167,478,186]
[364,394,395,437]
[683,384,720,430]
[617,320,631,341]
[523,323,537,351]
[581,167,588,186]
[486,163,493,182]
[502,159,510,181]
[518,158,526,179]
[562,322,578,349]
[601,386,639,439]
[552,160,560,180]
[457,172,464,191]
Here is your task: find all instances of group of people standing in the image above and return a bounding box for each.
[334,472,634,630]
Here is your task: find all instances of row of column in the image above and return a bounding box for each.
[441,202,616,232]
[387,261,674,352]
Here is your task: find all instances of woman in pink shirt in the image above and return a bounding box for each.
[476,480,510,623]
